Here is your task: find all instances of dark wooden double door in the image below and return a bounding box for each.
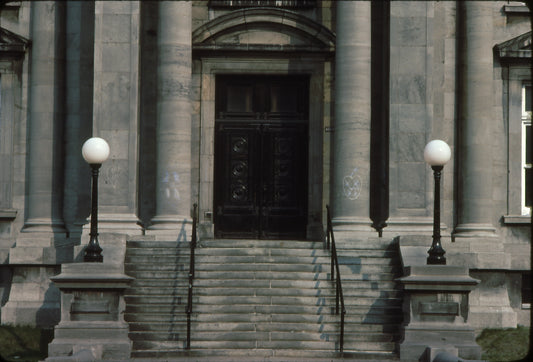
[214,75,309,239]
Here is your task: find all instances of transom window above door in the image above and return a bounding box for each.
[208,0,316,9]
[216,75,309,121]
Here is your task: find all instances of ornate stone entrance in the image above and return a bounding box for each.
[214,76,309,239]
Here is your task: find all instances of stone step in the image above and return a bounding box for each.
[127,321,399,334]
[125,256,191,264]
[195,247,396,259]
[125,286,400,299]
[124,270,361,280]
[192,287,400,298]
[192,278,398,289]
[131,347,339,359]
[125,311,402,325]
[193,270,328,280]
[125,263,189,272]
[131,349,400,361]
[126,263,398,277]
[127,239,191,248]
[126,275,399,289]
[126,247,398,260]
[124,236,402,358]
[126,237,398,250]
[126,303,330,315]
[196,239,324,249]
[192,295,400,307]
[188,339,335,351]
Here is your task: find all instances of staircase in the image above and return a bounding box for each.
[124,236,402,360]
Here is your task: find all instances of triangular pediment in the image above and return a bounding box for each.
[494,31,531,59]
[0,27,29,57]
[193,8,335,54]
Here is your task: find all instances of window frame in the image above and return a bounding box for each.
[503,66,532,224]
[521,83,531,216]
[208,0,316,9]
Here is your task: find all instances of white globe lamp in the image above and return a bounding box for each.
[82,137,110,262]
[82,137,110,165]
[424,139,451,265]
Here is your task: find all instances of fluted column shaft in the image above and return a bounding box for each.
[149,1,192,232]
[90,1,142,234]
[23,1,66,234]
[332,1,372,230]
[456,1,496,235]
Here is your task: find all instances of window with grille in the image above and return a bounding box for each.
[208,0,316,9]
[521,84,531,216]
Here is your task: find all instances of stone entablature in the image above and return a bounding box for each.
[192,7,334,54]
[495,31,532,60]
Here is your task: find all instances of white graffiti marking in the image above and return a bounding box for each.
[163,171,181,200]
[343,168,362,200]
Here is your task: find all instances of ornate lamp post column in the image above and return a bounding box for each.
[424,140,451,265]
[81,137,110,262]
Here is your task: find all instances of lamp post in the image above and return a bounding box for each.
[81,137,110,262]
[424,140,451,265]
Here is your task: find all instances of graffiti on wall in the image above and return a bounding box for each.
[343,168,362,200]
[163,171,181,200]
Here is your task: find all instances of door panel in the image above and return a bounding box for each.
[214,123,260,238]
[214,122,308,239]
[214,75,309,239]
[260,123,308,239]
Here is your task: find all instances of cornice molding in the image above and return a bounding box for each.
[192,7,335,54]
[494,31,531,60]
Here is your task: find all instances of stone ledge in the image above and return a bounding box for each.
[503,214,531,224]
[503,3,531,14]
[51,263,134,289]
[0,209,17,219]
[398,265,479,292]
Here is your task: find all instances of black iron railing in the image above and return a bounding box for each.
[325,205,346,353]
[186,203,198,350]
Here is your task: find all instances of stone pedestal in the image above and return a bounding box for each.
[397,265,481,361]
[46,263,133,361]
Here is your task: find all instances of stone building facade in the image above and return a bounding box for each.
[0,0,530,335]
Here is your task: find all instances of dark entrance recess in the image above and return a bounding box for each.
[214,75,309,239]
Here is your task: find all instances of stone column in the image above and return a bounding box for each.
[21,1,67,236]
[63,1,94,238]
[332,1,373,231]
[2,1,68,328]
[89,1,142,234]
[148,1,192,234]
[455,1,496,236]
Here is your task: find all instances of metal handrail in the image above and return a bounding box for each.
[186,203,198,350]
[325,205,346,353]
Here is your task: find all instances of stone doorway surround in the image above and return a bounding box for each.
[196,58,327,240]
[191,7,335,240]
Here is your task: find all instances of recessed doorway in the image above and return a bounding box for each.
[214,75,309,239]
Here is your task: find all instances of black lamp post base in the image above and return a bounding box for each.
[427,254,446,265]
[84,239,103,262]
[84,253,103,263]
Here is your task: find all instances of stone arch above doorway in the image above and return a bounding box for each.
[192,8,335,54]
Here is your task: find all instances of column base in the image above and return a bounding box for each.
[21,217,68,234]
[82,213,143,237]
[146,214,192,239]
[384,216,446,235]
[331,216,375,233]
[453,223,497,238]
